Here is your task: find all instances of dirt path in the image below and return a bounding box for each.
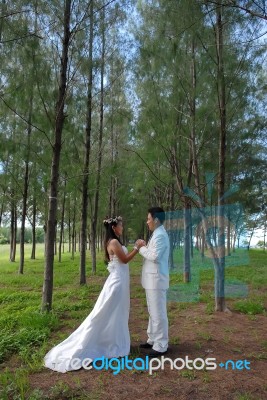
[27,275,267,400]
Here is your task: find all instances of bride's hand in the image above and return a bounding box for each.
[135,239,146,249]
[134,239,140,248]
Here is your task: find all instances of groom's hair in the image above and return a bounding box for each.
[148,207,165,224]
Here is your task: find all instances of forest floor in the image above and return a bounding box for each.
[0,245,266,400]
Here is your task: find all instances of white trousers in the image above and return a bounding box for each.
[145,289,168,352]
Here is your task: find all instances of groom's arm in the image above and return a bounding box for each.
[139,234,167,262]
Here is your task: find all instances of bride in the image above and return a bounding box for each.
[44,216,144,373]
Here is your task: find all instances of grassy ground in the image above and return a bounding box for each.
[0,244,266,400]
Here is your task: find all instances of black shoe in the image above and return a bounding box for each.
[147,349,168,358]
[139,342,153,349]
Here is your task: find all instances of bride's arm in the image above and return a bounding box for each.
[108,239,139,264]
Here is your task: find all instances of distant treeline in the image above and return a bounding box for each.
[0,227,45,244]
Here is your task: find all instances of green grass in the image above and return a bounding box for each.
[234,393,259,400]
[0,245,266,398]
[169,247,265,303]
[233,300,265,315]
[195,249,267,314]
[0,244,109,366]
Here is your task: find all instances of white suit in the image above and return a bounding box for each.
[139,225,170,352]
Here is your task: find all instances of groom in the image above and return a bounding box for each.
[136,207,170,357]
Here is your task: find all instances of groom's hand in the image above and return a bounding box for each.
[135,239,146,249]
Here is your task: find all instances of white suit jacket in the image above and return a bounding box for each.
[139,225,170,290]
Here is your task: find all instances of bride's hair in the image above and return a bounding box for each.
[103,216,123,264]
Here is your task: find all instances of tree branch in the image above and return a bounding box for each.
[204,0,267,20]
[0,95,53,148]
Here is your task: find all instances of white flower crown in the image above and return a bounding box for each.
[103,216,122,225]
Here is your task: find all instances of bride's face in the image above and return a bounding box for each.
[113,221,123,236]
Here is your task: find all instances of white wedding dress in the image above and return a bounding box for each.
[44,246,130,373]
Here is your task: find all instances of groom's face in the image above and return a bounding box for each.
[147,213,155,232]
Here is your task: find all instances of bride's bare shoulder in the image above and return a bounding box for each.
[107,239,120,247]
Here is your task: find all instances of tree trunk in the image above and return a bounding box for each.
[227,215,231,256]
[58,178,66,262]
[190,207,194,259]
[10,198,17,262]
[232,230,236,252]
[54,226,57,256]
[263,223,266,251]
[201,227,205,261]
[167,181,175,270]
[72,203,76,260]
[19,92,33,274]
[80,0,94,285]
[91,7,105,274]
[42,0,71,312]
[31,194,36,259]
[183,36,197,282]
[215,4,227,312]
[108,56,118,217]
[0,194,5,227]
[68,206,71,253]
[247,224,256,250]
[183,199,191,282]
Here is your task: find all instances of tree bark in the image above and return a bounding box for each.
[19,92,33,274]
[0,193,5,227]
[71,202,76,260]
[215,3,227,312]
[227,215,231,256]
[58,178,66,262]
[167,181,175,270]
[91,7,105,274]
[80,0,94,285]
[10,197,17,262]
[31,194,36,259]
[108,56,118,217]
[42,0,71,312]
[183,199,191,282]
[183,36,197,283]
[68,202,71,253]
